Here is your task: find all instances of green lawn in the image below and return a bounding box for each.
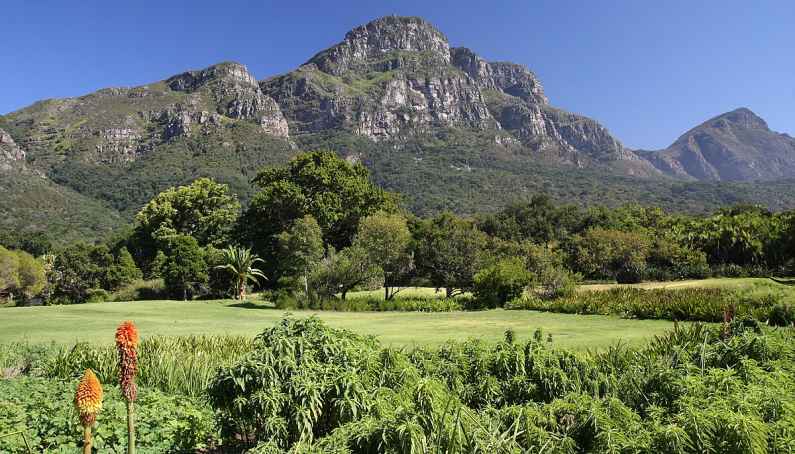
[0,300,681,350]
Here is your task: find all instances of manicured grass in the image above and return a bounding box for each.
[0,300,680,350]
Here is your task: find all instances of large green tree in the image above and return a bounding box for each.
[131,178,240,272]
[353,212,413,300]
[413,213,489,297]
[310,245,382,300]
[241,151,397,258]
[161,235,208,301]
[276,215,325,296]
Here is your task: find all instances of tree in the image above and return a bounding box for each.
[473,257,533,308]
[413,213,489,297]
[106,247,143,290]
[0,246,20,300]
[161,235,208,301]
[353,212,413,300]
[131,178,240,272]
[276,216,325,296]
[52,243,110,303]
[574,228,651,283]
[215,246,267,300]
[241,151,398,258]
[310,245,382,300]
[15,251,46,300]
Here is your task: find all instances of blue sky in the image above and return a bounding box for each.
[1,0,792,149]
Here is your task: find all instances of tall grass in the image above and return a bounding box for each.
[3,335,253,396]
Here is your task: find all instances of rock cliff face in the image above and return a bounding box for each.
[641,108,795,181]
[258,15,652,172]
[262,17,496,140]
[0,128,26,170]
[166,62,289,138]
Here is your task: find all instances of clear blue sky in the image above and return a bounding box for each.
[1,0,792,149]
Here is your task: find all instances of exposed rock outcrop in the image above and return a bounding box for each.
[0,128,26,170]
[167,62,289,137]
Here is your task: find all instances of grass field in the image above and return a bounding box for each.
[0,299,681,350]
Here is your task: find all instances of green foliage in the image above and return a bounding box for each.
[275,215,325,294]
[413,212,489,297]
[109,279,166,302]
[575,228,652,282]
[208,317,795,452]
[0,246,46,302]
[51,243,114,303]
[473,257,533,308]
[353,211,414,299]
[0,378,218,453]
[130,177,240,272]
[160,235,208,300]
[214,246,266,300]
[105,247,143,290]
[242,150,398,257]
[512,287,792,324]
[309,245,383,300]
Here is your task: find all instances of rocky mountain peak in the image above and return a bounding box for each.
[166,62,289,137]
[166,61,258,91]
[643,108,795,181]
[308,15,451,75]
[709,107,768,130]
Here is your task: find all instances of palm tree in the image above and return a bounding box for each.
[215,247,267,300]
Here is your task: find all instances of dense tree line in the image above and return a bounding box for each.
[2,150,794,306]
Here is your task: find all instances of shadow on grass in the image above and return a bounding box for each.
[228,301,276,310]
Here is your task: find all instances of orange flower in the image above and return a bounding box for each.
[75,369,103,426]
[116,320,139,402]
[115,320,139,350]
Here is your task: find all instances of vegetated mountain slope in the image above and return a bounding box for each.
[640,108,795,181]
[1,15,795,244]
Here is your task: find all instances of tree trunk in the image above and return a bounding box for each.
[239,278,246,300]
[385,286,389,301]
[182,287,187,301]
[446,287,453,298]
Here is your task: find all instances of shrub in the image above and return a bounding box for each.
[110,279,167,301]
[84,288,110,303]
[534,266,579,300]
[473,257,533,308]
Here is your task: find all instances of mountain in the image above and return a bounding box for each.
[1,16,795,243]
[640,108,795,181]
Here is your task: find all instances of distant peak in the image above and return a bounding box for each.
[712,107,768,130]
[347,15,445,38]
[166,61,257,92]
[308,15,451,74]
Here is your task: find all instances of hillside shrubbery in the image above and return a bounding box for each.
[2,317,794,452]
[510,287,795,325]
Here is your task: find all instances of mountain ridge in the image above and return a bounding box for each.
[2,15,795,243]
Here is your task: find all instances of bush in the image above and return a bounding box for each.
[207,318,795,452]
[109,279,167,301]
[534,266,579,300]
[84,288,109,303]
[473,257,533,308]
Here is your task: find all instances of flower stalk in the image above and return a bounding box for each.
[116,320,139,454]
[74,369,103,454]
